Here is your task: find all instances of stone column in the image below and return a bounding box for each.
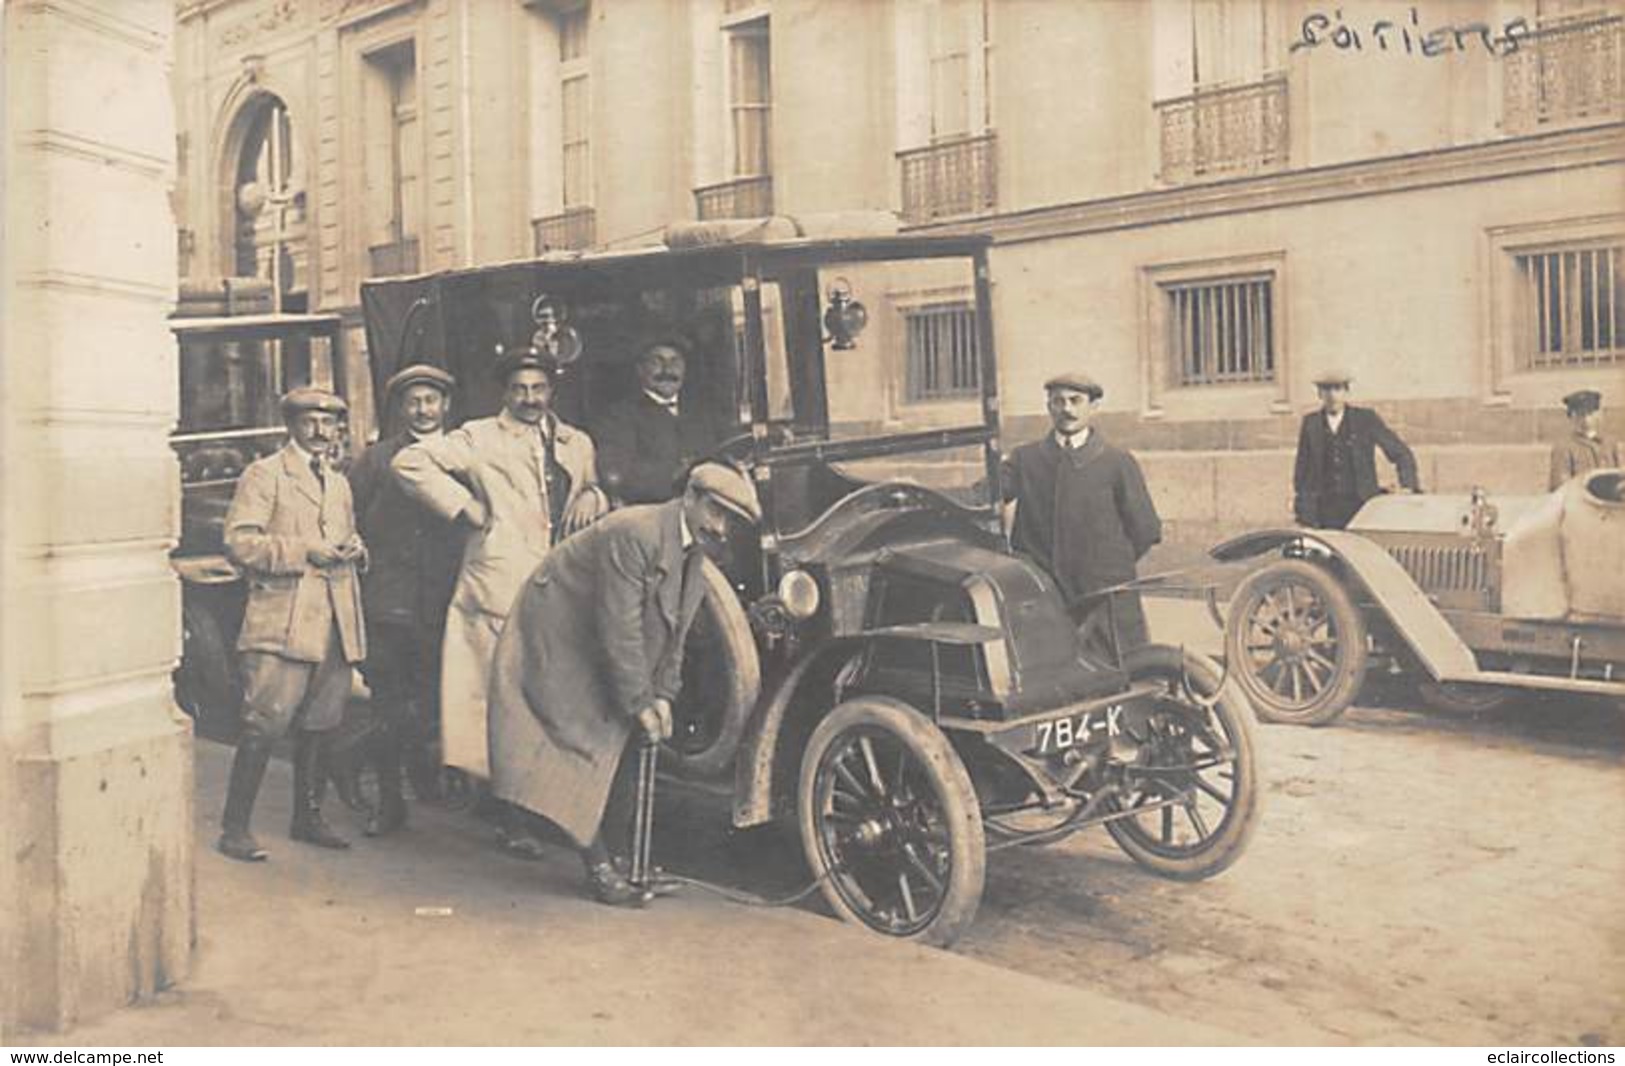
[1,0,193,1035]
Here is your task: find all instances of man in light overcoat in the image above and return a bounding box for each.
[218,387,367,862]
[487,463,760,906]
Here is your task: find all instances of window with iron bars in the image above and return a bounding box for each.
[1164,275,1275,387]
[904,303,981,401]
[1515,243,1623,369]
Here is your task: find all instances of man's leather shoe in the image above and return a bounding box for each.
[218,829,268,862]
[586,861,648,908]
[290,814,351,850]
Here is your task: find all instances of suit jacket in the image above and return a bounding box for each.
[348,432,464,630]
[225,444,367,664]
[392,409,598,618]
[1292,405,1420,527]
[1003,431,1162,604]
[487,500,707,846]
[594,391,726,504]
[1548,431,1622,490]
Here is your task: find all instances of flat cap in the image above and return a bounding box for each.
[1563,389,1602,414]
[687,461,762,526]
[1312,368,1353,387]
[493,346,557,382]
[279,386,347,419]
[1044,372,1103,399]
[384,363,456,401]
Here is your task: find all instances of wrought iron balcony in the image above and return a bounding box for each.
[1156,76,1288,185]
[368,236,420,278]
[1504,13,1623,132]
[532,207,597,254]
[694,176,774,221]
[897,132,997,224]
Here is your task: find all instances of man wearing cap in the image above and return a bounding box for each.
[392,353,607,816]
[347,364,462,835]
[1003,373,1162,648]
[486,462,760,906]
[218,387,367,862]
[594,338,729,505]
[1293,370,1420,530]
[1549,389,1622,490]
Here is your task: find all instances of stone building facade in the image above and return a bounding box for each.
[172,0,1625,541]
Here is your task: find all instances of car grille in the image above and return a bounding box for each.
[1385,543,1491,592]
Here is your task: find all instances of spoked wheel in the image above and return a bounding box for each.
[1225,558,1367,726]
[1105,645,1261,880]
[798,697,984,947]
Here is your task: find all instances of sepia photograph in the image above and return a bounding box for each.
[0,0,1621,1050]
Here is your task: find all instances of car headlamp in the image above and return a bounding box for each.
[777,569,821,621]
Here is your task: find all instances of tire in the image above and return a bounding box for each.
[665,555,761,777]
[1417,680,1519,716]
[1224,558,1368,726]
[797,696,985,947]
[174,600,242,738]
[1105,645,1262,881]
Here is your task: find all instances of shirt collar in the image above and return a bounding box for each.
[287,439,316,465]
[409,427,444,442]
[499,408,551,438]
[1054,426,1091,450]
[645,389,680,411]
[678,509,694,550]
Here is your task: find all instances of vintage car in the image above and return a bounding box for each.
[1213,471,1625,725]
[360,222,1261,945]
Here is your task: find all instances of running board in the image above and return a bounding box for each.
[1434,670,1625,697]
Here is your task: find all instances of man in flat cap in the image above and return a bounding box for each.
[347,364,462,835]
[1003,373,1162,649]
[487,462,760,906]
[1293,369,1420,530]
[393,351,608,854]
[594,338,729,505]
[218,387,367,861]
[1549,389,1622,490]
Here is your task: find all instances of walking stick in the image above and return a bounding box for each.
[629,735,659,894]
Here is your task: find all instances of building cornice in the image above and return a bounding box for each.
[20,0,166,51]
[911,123,1625,246]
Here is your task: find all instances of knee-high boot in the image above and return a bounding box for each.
[290,729,350,849]
[219,731,274,862]
[364,716,408,837]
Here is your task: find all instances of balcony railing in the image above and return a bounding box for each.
[1504,13,1623,132]
[897,132,997,224]
[532,207,597,254]
[1156,76,1288,185]
[368,236,420,278]
[694,176,775,221]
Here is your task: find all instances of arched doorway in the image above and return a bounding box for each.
[229,92,308,312]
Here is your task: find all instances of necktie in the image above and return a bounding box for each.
[310,456,325,486]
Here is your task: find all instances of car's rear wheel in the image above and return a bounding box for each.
[1417,680,1519,716]
[174,600,241,739]
[1225,558,1367,726]
[797,697,984,947]
[1105,645,1261,880]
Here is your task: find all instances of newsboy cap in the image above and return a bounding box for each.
[1563,389,1603,415]
[1312,368,1354,387]
[493,346,557,383]
[279,387,347,420]
[687,462,762,526]
[1044,372,1103,399]
[384,363,456,401]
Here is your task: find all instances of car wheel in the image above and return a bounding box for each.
[1417,680,1519,716]
[1104,645,1262,880]
[1225,558,1368,726]
[797,696,985,947]
[666,555,761,777]
[174,600,242,739]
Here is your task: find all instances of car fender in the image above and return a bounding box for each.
[1215,528,1480,683]
[732,638,866,828]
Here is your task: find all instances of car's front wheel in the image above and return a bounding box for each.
[797,697,985,947]
[1225,558,1368,726]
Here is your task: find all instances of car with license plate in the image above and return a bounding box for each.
[360,219,1262,945]
[1212,472,1625,725]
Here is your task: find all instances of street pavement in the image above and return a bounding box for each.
[11,736,1244,1046]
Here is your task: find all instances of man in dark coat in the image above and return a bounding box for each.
[346,364,463,835]
[1549,389,1622,490]
[1293,369,1421,529]
[594,339,727,504]
[1003,373,1162,649]
[486,462,761,907]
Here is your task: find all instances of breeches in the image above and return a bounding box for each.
[239,624,351,738]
